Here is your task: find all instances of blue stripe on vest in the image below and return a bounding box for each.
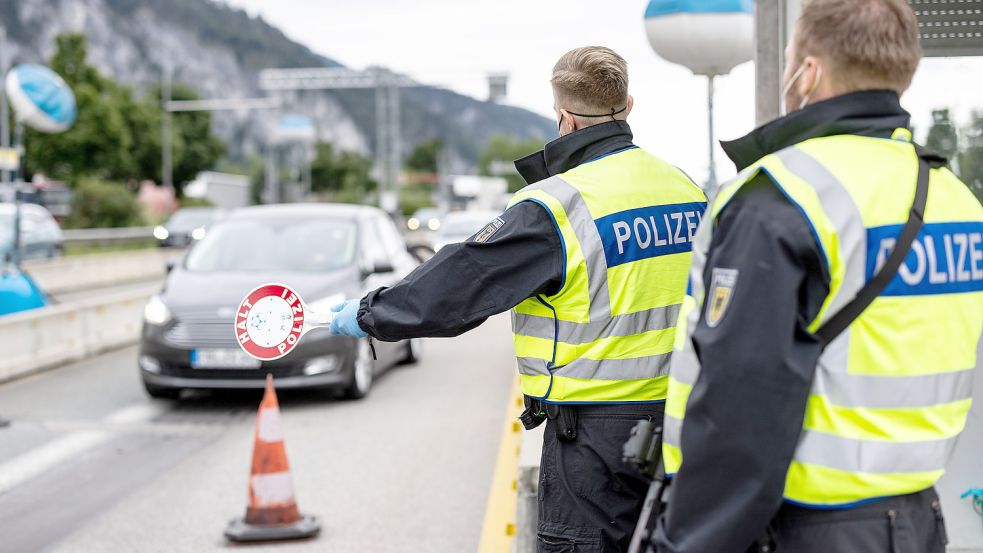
[866,221,983,296]
[595,202,708,268]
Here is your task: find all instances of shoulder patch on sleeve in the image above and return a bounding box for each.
[472,217,506,243]
[706,267,739,328]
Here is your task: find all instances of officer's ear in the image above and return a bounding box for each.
[623,95,634,119]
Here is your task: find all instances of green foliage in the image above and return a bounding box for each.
[478,134,543,193]
[399,186,434,216]
[958,111,983,204]
[925,109,959,160]
[24,33,224,194]
[405,138,442,173]
[310,143,377,204]
[63,177,143,229]
[179,196,214,208]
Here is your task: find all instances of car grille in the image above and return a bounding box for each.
[166,318,238,348]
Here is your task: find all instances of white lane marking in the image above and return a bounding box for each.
[0,431,108,496]
[0,402,167,496]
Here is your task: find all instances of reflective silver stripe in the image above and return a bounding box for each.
[663,413,682,447]
[811,368,975,409]
[554,353,671,380]
[535,177,612,321]
[776,147,867,318]
[516,357,551,377]
[794,429,957,474]
[513,304,681,345]
[668,347,701,386]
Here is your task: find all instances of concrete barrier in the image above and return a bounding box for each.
[0,283,159,383]
[514,425,543,553]
[23,249,176,295]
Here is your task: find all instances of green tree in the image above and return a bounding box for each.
[26,34,136,181]
[478,134,542,192]
[405,138,442,173]
[958,111,983,203]
[310,142,377,204]
[24,33,224,194]
[925,109,959,161]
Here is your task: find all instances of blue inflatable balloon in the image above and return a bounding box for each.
[5,64,77,134]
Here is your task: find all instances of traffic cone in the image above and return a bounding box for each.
[225,374,320,543]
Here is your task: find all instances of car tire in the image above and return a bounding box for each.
[143,379,181,400]
[399,338,422,365]
[343,339,374,400]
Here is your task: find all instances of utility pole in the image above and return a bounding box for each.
[161,61,173,190]
[755,0,785,125]
[706,75,717,190]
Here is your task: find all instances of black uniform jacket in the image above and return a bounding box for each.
[357,121,636,341]
[654,91,915,553]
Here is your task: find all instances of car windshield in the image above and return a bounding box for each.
[168,209,217,227]
[0,213,11,241]
[184,218,357,273]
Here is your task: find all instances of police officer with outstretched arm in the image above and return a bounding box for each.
[652,1,983,552]
[329,46,707,551]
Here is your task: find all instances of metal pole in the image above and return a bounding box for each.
[374,71,388,208]
[387,81,401,215]
[706,75,717,191]
[162,61,173,189]
[0,26,9,187]
[755,0,784,125]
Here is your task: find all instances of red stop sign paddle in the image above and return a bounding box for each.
[234,283,334,361]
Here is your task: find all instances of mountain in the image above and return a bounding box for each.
[0,0,555,168]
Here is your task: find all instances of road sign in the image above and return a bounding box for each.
[234,283,333,361]
[909,0,983,57]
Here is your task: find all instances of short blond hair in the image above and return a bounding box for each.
[551,46,628,115]
[795,0,922,94]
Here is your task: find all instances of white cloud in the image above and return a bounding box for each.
[225,0,982,179]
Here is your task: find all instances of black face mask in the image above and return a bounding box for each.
[558,105,628,132]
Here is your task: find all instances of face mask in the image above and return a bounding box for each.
[557,105,628,134]
[782,62,823,114]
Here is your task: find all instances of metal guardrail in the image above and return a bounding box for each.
[61,226,154,246]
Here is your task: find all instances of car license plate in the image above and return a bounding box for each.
[191,349,262,369]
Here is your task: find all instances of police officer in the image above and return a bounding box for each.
[330,46,707,551]
[653,1,983,552]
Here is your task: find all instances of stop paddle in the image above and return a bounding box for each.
[234,283,335,361]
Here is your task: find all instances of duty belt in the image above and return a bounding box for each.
[519,396,578,441]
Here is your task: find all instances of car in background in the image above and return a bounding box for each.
[432,210,503,251]
[139,204,422,400]
[406,207,443,232]
[0,203,63,261]
[154,207,223,247]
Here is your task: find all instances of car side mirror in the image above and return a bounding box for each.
[371,260,395,274]
[165,259,177,274]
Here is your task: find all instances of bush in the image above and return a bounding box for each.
[64,178,144,229]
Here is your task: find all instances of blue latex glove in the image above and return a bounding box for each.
[329,299,368,338]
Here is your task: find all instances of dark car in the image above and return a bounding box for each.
[139,203,422,400]
[154,207,223,247]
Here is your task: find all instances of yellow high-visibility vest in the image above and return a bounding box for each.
[664,130,983,506]
[508,147,707,403]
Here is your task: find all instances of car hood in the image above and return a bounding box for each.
[161,268,361,318]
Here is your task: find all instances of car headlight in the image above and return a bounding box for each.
[144,295,172,325]
[407,218,420,231]
[191,227,206,241]
[153,226,169,240]
[427,219,441,231]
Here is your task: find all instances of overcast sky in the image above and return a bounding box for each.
[224,0,983,182]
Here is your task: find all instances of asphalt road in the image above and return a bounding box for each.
[0,314,516,553]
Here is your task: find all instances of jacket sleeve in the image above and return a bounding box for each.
[356,201,564,341]
[654,175,830,553]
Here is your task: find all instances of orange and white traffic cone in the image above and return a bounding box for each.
[225,374,320,543]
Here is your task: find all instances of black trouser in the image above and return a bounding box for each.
[748,487,949,553]
[537,403,664,553]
